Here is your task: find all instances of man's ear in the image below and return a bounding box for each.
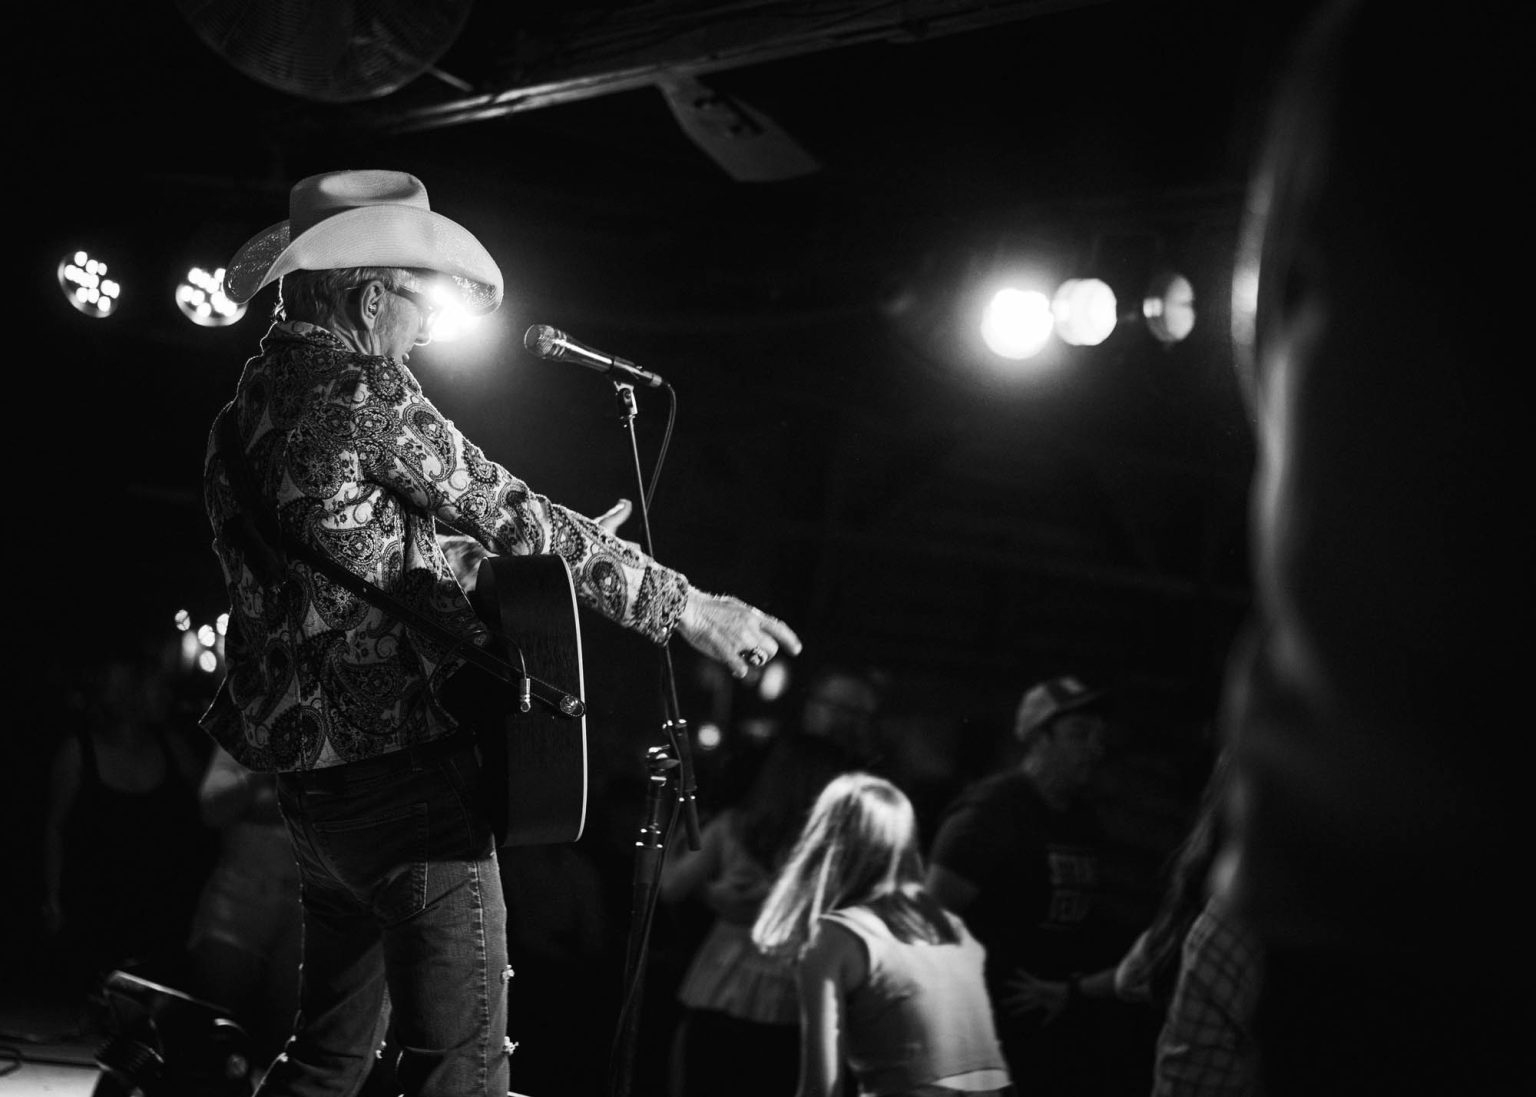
[357,280,387,328]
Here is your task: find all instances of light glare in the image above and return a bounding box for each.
[1052,278,1118,346]
[981,288,1053,360]
[176,264,247,327]
[1144,272,1196,344]
[758,660,790,701]
[58,250,121,318]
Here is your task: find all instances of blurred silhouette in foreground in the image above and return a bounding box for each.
[1218,1,1523,1093]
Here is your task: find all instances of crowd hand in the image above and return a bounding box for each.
[1001,968,1069,1022]
[678,588,803,679]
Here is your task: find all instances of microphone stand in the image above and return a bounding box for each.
[606,379,702,1097]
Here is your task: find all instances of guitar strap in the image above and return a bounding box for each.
[214,404,582,717]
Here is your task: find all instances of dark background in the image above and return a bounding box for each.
[14,0,1306,732]
[8,1,1319,1091]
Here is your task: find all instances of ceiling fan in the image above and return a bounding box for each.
[174,0,821,181]
[174,0,477,104]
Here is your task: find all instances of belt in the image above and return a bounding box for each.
[278,733,477,791]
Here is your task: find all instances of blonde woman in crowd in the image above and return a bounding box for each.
[753,773,1013,1097]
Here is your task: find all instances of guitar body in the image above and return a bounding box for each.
[456,554,588,846]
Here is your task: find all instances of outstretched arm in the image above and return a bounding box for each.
[443,499,803,679]
[675,587,802,679]
[593,496,801,677]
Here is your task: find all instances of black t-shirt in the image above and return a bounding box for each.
[928,769,1104,984]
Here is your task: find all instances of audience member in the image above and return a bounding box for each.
[753,772,1012,1097]
[184,744,303,1064]
[924,674,1114,1096]
[657,664,885,1097]
[1006,750,1260,1095]
[39,648,214,1004]
[1149,889,1260,1097]
[1217,2,1523,1093]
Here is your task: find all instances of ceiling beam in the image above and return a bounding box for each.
[356,0,1119,134]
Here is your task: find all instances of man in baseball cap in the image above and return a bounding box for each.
[1013,675,1108,745]
[926,674,1112,1095]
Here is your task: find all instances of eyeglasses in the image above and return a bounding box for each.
[388,283,442,346]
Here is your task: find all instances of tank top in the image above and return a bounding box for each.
[821,905,1009,1096]
[63,727,209,957]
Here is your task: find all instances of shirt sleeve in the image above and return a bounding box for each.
[928,784,1011,887]
[1151,902,1260,1097]
[301,354,689,644]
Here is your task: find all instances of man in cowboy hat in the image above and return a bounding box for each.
[201,168,800,1096]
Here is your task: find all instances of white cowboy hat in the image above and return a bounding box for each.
[224,169,503,313]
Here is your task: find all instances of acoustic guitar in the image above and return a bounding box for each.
[448,553,589,847]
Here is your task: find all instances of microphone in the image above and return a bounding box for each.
[523,324,665,388]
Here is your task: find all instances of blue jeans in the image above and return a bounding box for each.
[263,735,509,1097]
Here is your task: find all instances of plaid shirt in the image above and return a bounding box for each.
[202,322,689,772]
[1152,894,1263,1097]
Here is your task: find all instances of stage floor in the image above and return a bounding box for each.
[0,994,101,1096]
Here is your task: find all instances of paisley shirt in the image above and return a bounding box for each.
[202,322,690,772]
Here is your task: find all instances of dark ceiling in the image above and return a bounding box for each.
[21,0,1318,729]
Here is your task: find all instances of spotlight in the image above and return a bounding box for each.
[176,266,247,327]
[981,287,1054,360]
[58,249,121,317]
[1051,278,1118,346]
[1143,271,1196,345]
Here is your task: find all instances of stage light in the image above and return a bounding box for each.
[176,266,247,327]
[981,287,1054,360]
[58,249,121,317]
[1051,278,1118,346]
[421,277,483,344]
[198,649,219,673]
[174,609,192,631]
[180,628,202,669]
[696,723,723,751]
[1143,271,1196,344]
